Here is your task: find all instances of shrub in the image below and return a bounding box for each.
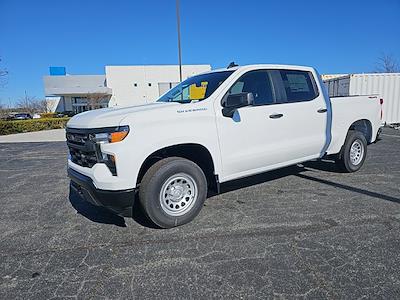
[0,118,70,135]
[40,112,57,118]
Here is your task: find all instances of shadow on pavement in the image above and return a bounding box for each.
[296,172,400,204]
[69,187,127,227]
[130,197,160,229]
[218,164,305,195]
[69,184,159,229]
[303,159,343,173]
[69,158,399,228]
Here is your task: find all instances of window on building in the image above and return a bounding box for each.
[148,83,152,87]
[72,97,88,114]
[158,82,180,96]
[134,83,138,87]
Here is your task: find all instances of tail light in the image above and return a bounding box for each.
[380,98,383,120]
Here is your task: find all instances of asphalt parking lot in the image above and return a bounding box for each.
[1,128,400,299]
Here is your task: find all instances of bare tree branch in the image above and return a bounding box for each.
[84,93,108,110]
[16,94,51,114]
[17,94,38,114]
[374,53,400,73]
[36,99,52,113]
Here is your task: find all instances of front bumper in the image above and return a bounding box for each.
[68,168,136,217]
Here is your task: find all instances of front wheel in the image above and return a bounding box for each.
[139,157,207,228]
[336,130,367,172]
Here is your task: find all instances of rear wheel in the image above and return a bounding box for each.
[139,157,207,228]
[336,130,367,172]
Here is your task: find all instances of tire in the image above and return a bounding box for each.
[139,157,207,228]
[336,130,367,173]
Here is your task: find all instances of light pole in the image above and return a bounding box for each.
[176,0,182,84]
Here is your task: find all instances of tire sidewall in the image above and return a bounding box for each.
[140,159,207,228]
[342,131,367,172]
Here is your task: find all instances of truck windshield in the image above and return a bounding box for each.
[157,71,234,103]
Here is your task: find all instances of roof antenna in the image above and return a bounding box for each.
[227,61,238,69]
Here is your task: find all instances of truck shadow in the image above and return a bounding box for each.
[302,159,343,173]
[69,187,127,227]
[295,172,400,204]
[216,164,304,195]
[69,185,159,228]
[69,160,399,228]
[216,161,400,205]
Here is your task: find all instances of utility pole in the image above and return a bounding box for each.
[176,0,182,84]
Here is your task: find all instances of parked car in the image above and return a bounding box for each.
[66,64,383,228]
[32,113,41,119]
[56,111,75,118]
[13,113,32,120]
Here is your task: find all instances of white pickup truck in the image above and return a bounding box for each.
[67,64,383,228]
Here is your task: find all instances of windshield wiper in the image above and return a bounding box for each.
[174,99,191,104]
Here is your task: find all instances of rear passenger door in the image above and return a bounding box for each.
[269,69,328,162]
[216,68,328,182]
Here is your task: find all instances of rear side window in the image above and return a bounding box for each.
[278,70,318,102]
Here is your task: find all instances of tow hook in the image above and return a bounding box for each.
[71,181,84,195]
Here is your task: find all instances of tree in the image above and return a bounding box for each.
[17,94,38,114]
[36,99,52,113]
[374,53,400,73]
[85,93,109,110]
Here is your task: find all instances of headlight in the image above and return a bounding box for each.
[89,126,129,144]
[88,126,129,176]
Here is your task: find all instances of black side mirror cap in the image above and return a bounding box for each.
[222,92,253,118]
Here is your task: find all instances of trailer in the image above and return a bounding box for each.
[324,73,400,124]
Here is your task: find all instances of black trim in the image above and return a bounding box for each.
[215,174,221,194]
[68,168,135,217]
[67,126,125,135]
[221,69,320,108]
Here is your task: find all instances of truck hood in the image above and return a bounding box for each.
[67,102,178,129]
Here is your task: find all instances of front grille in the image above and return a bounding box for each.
[66,127,118,176]
[69,147,97,168]
[66,131,88,146]
[66,128,98,168]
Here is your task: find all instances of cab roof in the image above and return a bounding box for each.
[200,64,315,75]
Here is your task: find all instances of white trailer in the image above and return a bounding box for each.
[324,73,400,124]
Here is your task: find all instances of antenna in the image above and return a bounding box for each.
[227,61,238,69]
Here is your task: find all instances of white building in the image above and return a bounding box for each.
[43,65,211,113]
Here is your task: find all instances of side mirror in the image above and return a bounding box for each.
[222,92,254,118]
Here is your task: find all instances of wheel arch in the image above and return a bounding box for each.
[136,143,219,193]
[348,119,373,143]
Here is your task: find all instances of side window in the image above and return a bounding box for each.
[278,70,318,102]
[224,70,275,106]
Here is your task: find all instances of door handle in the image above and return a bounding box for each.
[317,108,327,113]
[269,113,283,119]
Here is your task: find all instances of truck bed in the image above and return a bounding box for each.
[326,95,382,155]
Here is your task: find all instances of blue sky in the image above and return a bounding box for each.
[0,0,399,105]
